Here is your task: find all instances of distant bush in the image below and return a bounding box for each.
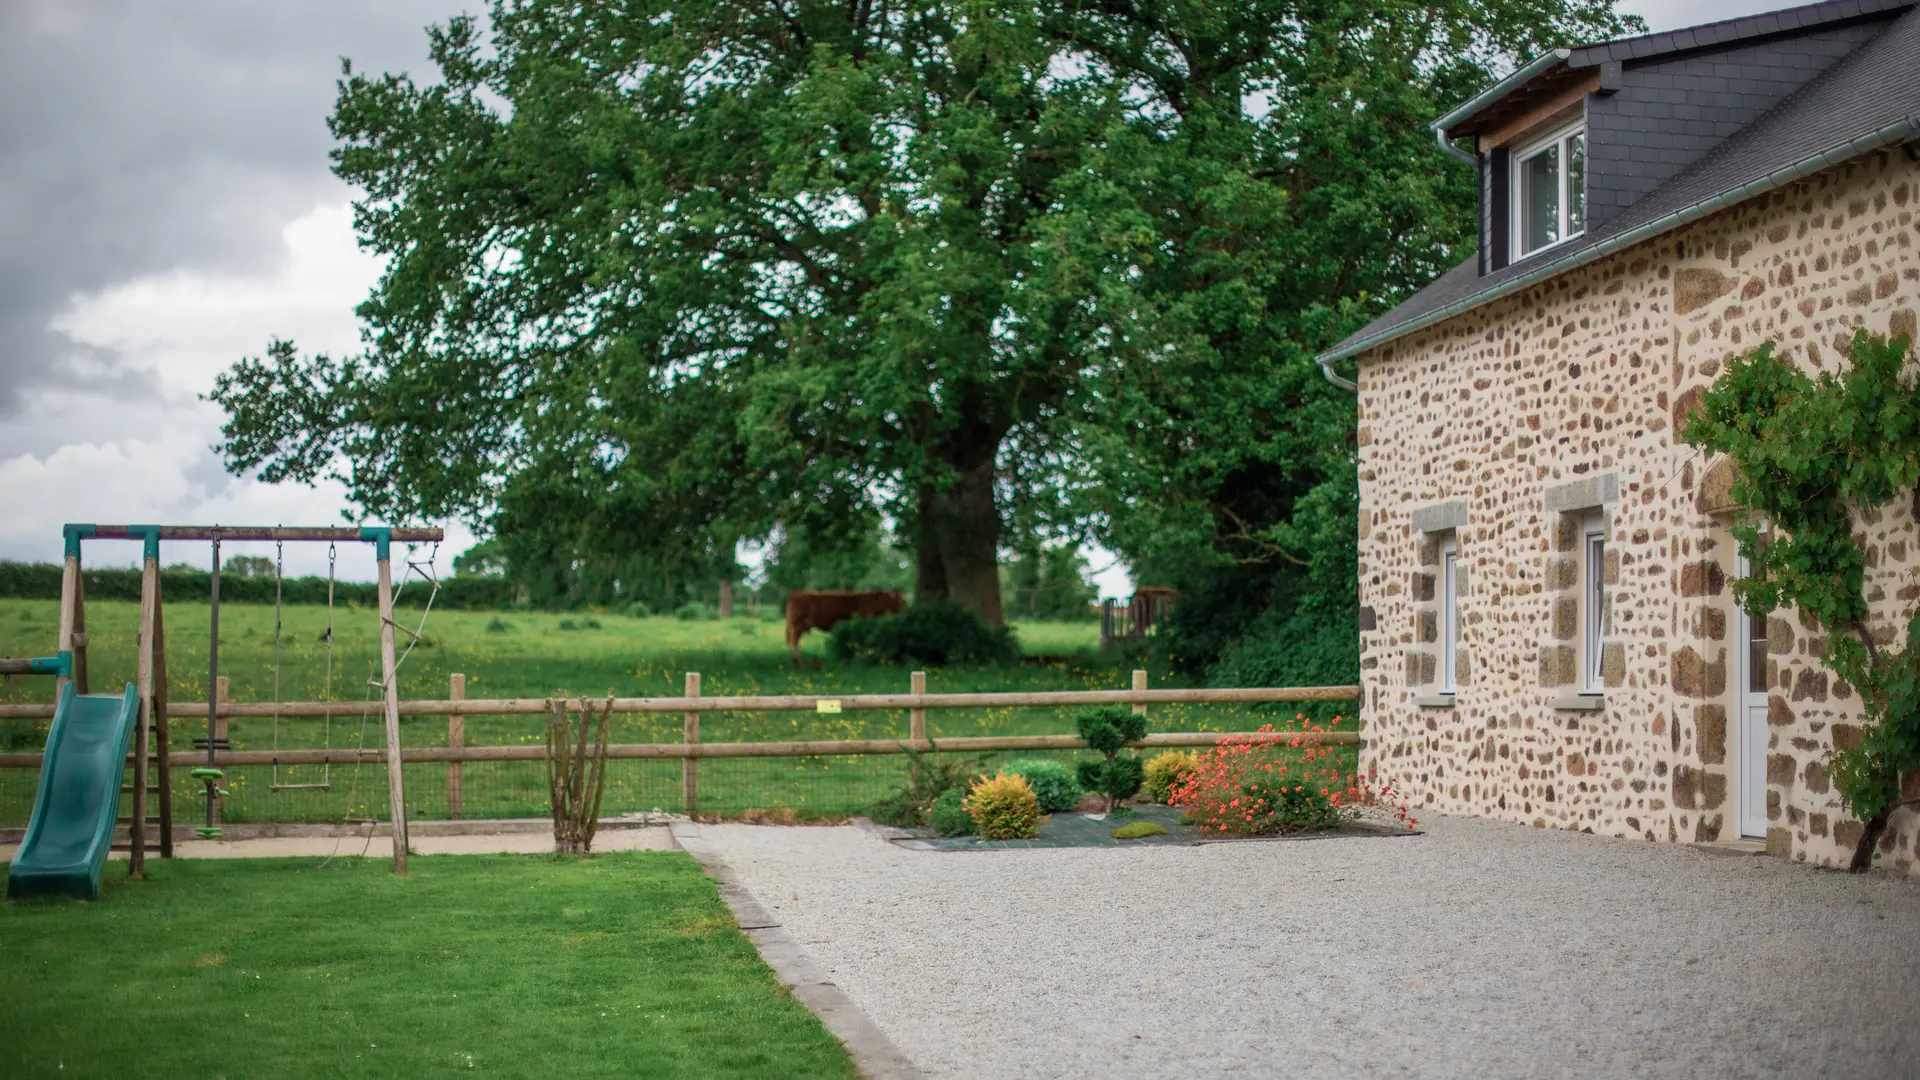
[558,618,580,631]
[1074,706,1147,812]
[1000,759,1080,813]
[964,773,1041,840]
[828,601,1019,667]
[0,559,514,609]
[675,602,718,621]
[484,616,514,634]
[624,601,652,618]
[581,616,602,629]
[928,788,972,837]
[1143,750,1196,804]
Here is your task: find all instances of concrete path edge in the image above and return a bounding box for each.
[669,821,924,1080]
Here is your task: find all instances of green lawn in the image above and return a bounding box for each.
[0,851,858,1080]
[0,599,1352,825]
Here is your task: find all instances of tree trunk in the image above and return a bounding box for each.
[718,579,733,618]
[922,458,1005,628]
[1849,809,1889,872]
[914,483,950,605]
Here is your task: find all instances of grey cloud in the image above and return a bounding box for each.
[0,0,467,412]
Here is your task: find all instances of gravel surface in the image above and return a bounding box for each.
[700,815,1920,1080]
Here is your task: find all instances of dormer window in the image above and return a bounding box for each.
[1511,121,1585,260]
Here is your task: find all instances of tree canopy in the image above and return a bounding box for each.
[212,0,1636,633]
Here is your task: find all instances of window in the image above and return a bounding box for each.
[1511,122,1585,260]
[1583,512,1606,693]
[1440,533,1459,693]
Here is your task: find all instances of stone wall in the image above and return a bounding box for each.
[1354,149,1920,874]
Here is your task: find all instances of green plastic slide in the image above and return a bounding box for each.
[7,682,140,901]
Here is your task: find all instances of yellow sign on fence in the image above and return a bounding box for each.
[815,699,842,714]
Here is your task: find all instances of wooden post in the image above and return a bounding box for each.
[131,555,159,879]
[1132,669,1148,718]
[910,671,927,745]
[448,673,465,819]
[376,554,409,875]
[682,672,700,816]
[212,675,229,826]
[152,584,173,858]
[57,551,89,694]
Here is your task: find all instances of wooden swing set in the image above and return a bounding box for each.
[8,524,442,879]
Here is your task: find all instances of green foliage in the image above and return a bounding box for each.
[675,603,718,622]
[866,744,994,828]
[484,616,513,634]
[1143,750,1196,805]
[1074,706,1149,809]
[927,788,973,838]
[624,602,651,618]
[0,560,509,609]
[829,602,1020,667]
[205,0,1636,639]
[963,773,1042,841]
[1682,330,1920,867]
[1000,544,1099,622]
[999,759,1081,813]
[557,618,579,631]
[1110,820,1167,840]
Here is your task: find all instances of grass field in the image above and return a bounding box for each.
[0,851,858,1079]
[0,598,1353,826]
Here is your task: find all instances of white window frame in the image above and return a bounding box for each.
[1582,511,1606,694]
[1440,533,1459,694]
[1510,119,1586,262]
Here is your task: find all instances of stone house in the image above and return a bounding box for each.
[1317,0,1920,873]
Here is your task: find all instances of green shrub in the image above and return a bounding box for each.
[1074,706,1147,812]
[964,773,1041,840]
[484,616,514,634]
[1000,759,1080,813]
[1143,750,1196,804]
[624,601,651,618]
[828,601,1019,667]
[675,602,718,621]
[867,745,994,827]
[1110,820,1167,840]
[557,618,580,631]
[928,789,973,837]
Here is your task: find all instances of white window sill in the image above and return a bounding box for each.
[1415,694,1456,709]
[1511,229,1586,265]
[1550,694,1605,711]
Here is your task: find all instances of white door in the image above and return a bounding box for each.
[1734,555,1769,839]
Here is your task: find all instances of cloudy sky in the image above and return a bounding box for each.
[0,0,1782,587]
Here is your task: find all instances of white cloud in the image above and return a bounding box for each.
[1,197,475,581]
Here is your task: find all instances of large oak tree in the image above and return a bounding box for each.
[213,0,1633,628]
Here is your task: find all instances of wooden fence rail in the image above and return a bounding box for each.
[0,729,1360,770]
[0,684,1359,722]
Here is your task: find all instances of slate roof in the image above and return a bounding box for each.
[1321,1,1920,366]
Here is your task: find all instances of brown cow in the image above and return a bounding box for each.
[785,589,904,661]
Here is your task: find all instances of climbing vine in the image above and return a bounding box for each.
[1682,329,1920,871]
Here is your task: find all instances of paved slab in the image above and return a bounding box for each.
[698,813,1920,1080]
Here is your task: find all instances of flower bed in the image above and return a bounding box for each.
[1168,722,1413,836]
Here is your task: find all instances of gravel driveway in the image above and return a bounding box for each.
[699,815,1920,1080]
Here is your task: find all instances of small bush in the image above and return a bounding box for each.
[1111,820,1167,840]
[557,618,579,631]
[1143,750,1196,804]
[928,789,973,837]
[484,616,514,634]
[625,601,651,618]
[582,616,602,629]
[675,602,718,621]
[867,745,994,827]
[1074,706,1147,811]
[964,773,1041,840]
[1000,759,1081,813]
[829,601,1020,667]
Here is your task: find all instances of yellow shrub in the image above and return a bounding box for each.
[963,772,1041,840]
[1143,750,1196,804]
